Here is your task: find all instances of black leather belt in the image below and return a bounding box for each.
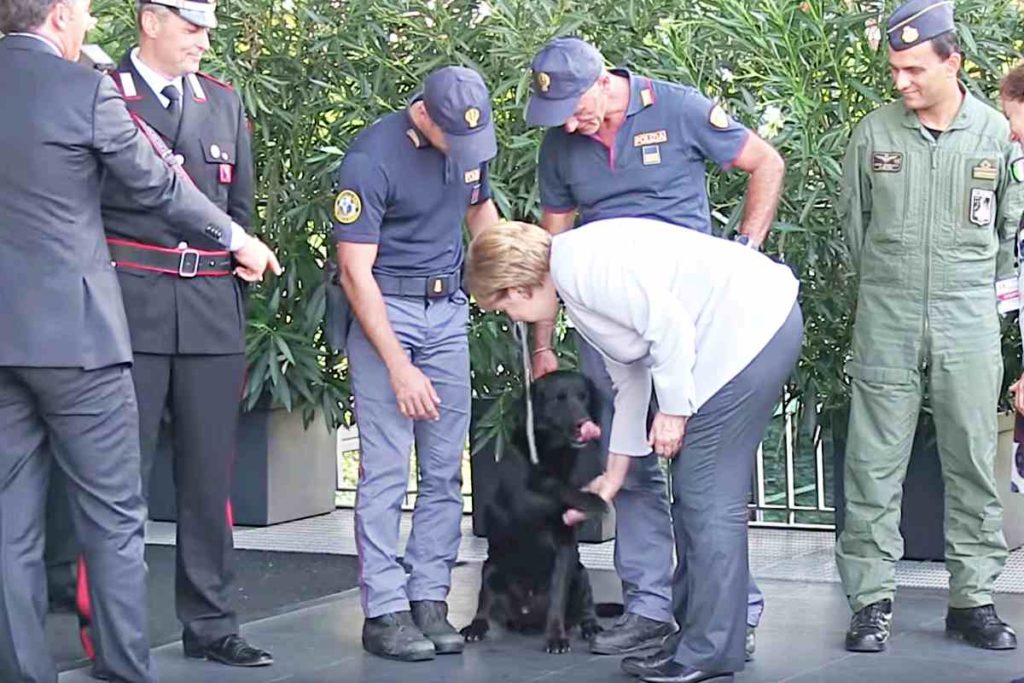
[373,271,461,298]
[107,238,233,278]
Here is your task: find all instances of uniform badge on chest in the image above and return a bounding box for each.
[871,152,903,173]
[641,145,662,166]
[969,188,995,227]
[972,159,998,181]
[634,131,667,167]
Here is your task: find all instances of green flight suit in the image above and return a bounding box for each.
[835,89,1024,611]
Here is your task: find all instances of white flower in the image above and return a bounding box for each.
[477,1,492,18]
[757,105,785,139]
[865,18,882,51]
[717,66,734,83]
[388,32,399,44]
[281,0,294,11]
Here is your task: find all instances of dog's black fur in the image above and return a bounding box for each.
[461,371,608,653]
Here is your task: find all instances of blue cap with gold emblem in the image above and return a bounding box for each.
[142,0,218,28]
[886,0,955,51]
[525,37,604,127]
[422,66,497,171]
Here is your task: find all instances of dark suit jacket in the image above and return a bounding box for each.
[0,35,235,370]
[102,52,254,355]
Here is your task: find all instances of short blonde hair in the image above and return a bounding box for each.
[465,221,552,303]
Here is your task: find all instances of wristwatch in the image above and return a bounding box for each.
[733,234,760,250]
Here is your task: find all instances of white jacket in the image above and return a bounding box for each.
[550,217,800,456]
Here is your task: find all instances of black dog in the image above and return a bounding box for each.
[461,371,608,653]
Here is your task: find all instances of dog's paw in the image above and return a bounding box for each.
[580,619,603,640]
[460,619,489,642]
[545,637,571,654]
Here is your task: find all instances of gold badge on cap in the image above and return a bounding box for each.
[901,25,919,44]
[333,190,362,225]
[709,104,730,130]
[536,71,551,93]
[465,107,481,129]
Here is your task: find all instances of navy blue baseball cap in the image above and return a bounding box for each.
[422,66,497,170]
[525,37,604,127]
[886,0,954,51]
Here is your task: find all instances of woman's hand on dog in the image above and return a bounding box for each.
[649,412,687,458]
[388,361,441,421]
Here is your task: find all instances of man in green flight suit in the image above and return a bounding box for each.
[835,0,1024,654]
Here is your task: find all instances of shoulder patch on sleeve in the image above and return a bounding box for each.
[334,190,362,224]
[709,104,730,130]
[197,71,235,91]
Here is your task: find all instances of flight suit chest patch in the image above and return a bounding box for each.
[872,152,903,173]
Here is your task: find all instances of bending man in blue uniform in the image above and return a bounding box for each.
[525,37,786,674]
[332,66,500,662]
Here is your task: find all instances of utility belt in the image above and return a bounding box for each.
[107,238,233,278]
[322,265,462,353]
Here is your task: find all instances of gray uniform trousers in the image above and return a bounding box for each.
[348,293,470,618]
[670,303,802,672]
[0,365,151,683]
[576,334,765,628]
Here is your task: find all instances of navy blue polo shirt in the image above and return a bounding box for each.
[537,69,750,233]
[332,109,492,277]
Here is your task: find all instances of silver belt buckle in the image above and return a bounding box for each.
[178,248,200,278]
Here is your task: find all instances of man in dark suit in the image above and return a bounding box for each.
[0,0,281,679]
[93,0,272,667]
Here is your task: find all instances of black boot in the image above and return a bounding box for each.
[845,599,892,652]
[591,613,677,655]
[410,600,464,654]
[362,611,436,662]
[946,605,1017,650]
[622,631,681,677]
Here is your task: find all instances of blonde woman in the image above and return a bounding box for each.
[466,218,802,683]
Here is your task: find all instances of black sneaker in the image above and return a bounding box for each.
[592,613,677,655]
[362,611,435,662]
[946,605,1017,650]
[845,599,892,652]
[410,600,464,655]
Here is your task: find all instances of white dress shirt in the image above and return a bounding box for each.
[550,217,800,456]
[130,48,184,108]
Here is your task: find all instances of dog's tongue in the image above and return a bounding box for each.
[577,420,601,443]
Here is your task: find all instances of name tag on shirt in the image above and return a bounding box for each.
[633,130,668,146]
[642,145,662,166]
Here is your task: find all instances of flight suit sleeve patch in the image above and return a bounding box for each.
[969,189,995,227]
[334,190,362,225]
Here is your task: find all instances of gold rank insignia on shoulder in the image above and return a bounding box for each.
[709,104,730,130]
[633,130,668,147]
[464,168,481,184]
[334,190,362,225]
[871,151,903,173]
[972,159,998,181]
[465,107,481,129]
[536,71,551,93]
[901,25,919,45]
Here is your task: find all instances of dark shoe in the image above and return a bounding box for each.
[622,634,678,677]
[183,634,274,667]
[591,612,677,655]
[410,600,464,654]
[946,605,1017,650]
[46,561,78,613]
[639,661,734,683]
[845,599,892,652]
[363,611,436,661]
[745,626,755,662]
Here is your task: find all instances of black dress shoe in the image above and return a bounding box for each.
[845,599,892,652]
[183,634,274,667]
[591,612,678,655]
[639,661,734,683]
[410,600,464,654]
[622,633,679,677]
[362,611,436,662]
[946,605,1017,650]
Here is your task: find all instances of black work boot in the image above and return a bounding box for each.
[622,630,681,677]
[410,600,464,655]
[362,611,436,662]
[946,605,1017,650]
[845,599,892,652]
[592,613,677,655]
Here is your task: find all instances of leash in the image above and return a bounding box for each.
[514,321,540,466]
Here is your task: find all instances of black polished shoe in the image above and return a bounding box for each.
[410,600,464,654]
[946,605,1017,650]
[745,626,755,662]
[845,599,892,652]
[362,611,436,662]
[183,634,274,667]
[591,612,677,655]
[639,661,734,683]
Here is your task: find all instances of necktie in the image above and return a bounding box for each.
[161,84,181,122]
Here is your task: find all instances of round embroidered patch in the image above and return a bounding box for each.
[334,190,362,225]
